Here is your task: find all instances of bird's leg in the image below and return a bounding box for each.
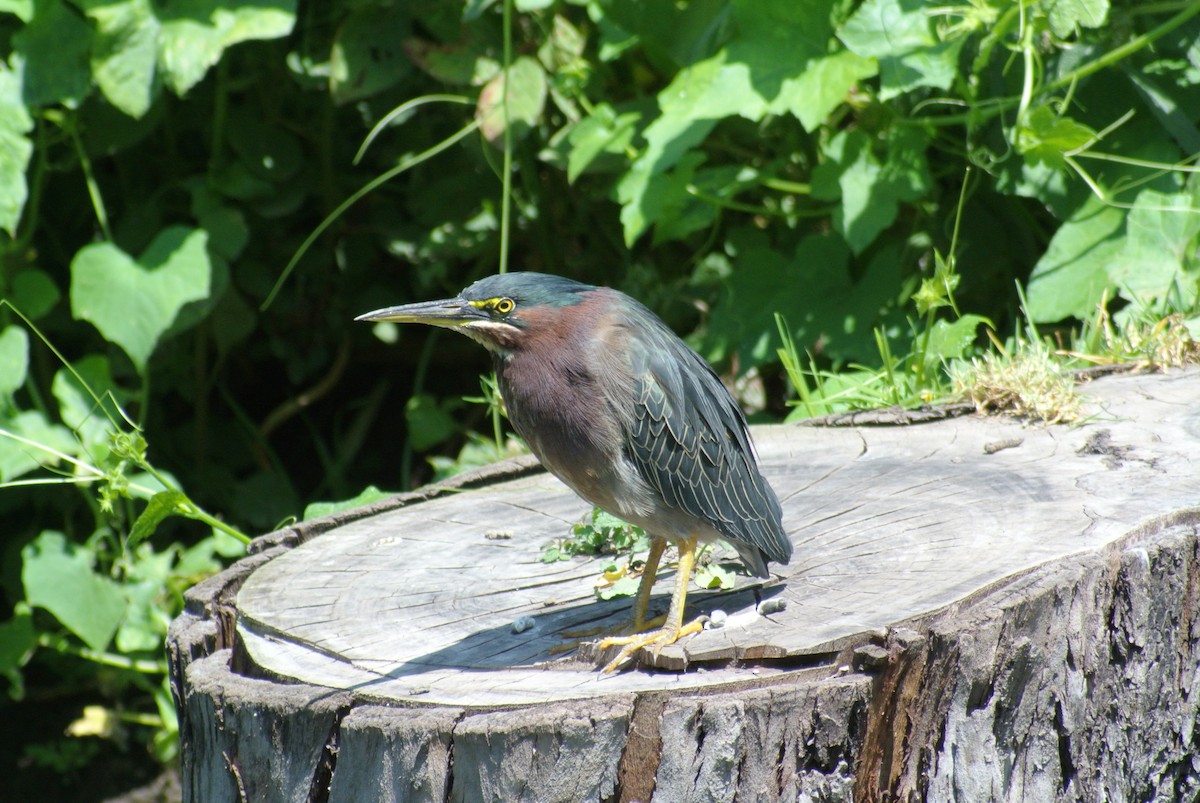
[629,537,666,631]
[557,538,667,644]
[597,536,704,673]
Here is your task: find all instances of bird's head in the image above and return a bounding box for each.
[356,272,594,353]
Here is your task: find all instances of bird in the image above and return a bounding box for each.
[357,272,792,671]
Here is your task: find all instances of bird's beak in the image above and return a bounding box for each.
[355,296,487,329]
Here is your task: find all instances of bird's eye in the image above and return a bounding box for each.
[494,297,515,315]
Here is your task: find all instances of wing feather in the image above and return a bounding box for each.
[612,302,792,576]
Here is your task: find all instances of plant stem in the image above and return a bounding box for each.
[499,0,514,276]
[39,633,168,674]
[906,2,1200,128]
[68,119,112,242]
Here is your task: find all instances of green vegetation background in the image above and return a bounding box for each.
[1,0,1198,797]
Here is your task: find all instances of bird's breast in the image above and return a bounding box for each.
[496,350,654,520]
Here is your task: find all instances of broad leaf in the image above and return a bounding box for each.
[0,410,79,482]
[157,0,297,95]
[303,485,391,520]
[923,315,990,364]
[1016,106,1097,170]
[617,0,874,243]
[566,104,639,183]
[114,544,176,652]
[330,5,411,104]
[0,70,32,237]
[51,356,128,454]
[128,489,189,549]
[0,605,35,679]
[0,326,29,398]
[1027,196,1124,323]
[812,127,931,253]
[1044,0,1109,38]
[9,269,60,319]
[10,0,93,107]
[22,531,126,652]
[1108,188,1200,303]
[840,0,966,99]
[70,226,212,374]
[476,56,547,142]
[87,0,160,118]
[704,233,856,366]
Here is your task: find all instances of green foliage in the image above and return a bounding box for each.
[0,0,1199,789]
[541,508,650,564]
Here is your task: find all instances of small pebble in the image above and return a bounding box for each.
[705,609,728,629]
[758,598,787,616]
[511,615,535,634]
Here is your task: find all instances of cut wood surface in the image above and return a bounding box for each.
[233,368,1200,705]
[169,368,1200,802]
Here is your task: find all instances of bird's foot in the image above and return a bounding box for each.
[550,613,668,656]
[595,617,705,673]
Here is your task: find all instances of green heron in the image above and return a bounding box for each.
[357,272,792,671]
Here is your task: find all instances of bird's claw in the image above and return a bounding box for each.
[596,618,705,673]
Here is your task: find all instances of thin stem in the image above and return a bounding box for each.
[354,94,473,164]
[68,119,112,242]
[264,119,481,310]
[39,633,168,674]
[906,2,1200,128]
[499,0,514,275]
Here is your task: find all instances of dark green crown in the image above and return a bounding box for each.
[463,272,593,309]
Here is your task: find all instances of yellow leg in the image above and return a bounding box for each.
[629,537,666,631]
[596,536,704,672]
[557,538,668,644]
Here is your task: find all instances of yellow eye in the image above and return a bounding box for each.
[494,297,515,315]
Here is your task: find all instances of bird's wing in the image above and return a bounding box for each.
[614,310,792,575]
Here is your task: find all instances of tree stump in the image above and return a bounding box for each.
[168,368,1200,802]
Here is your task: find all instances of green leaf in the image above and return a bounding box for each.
[70,226,213,374]
[704,233,856,367]
[476,56,547,142]
[128,489,188,549]
[11,0,94,107]
[51,356,127,454]
[404,393,459,451]
[923,315,989,363]
[0,0,32,21]
[10,269,61,319]
[22,531,126,652]
[565,104,639,183]
[1108,188,1200,304]
[1015,106,1097,170]
[114,543,176,652]
[303,485,392,520]
[635,151,716,244]
[598,0,731,68]
[616,0,874,244]
[0,605,36,679]
[86,0,161,118]
[0,70,33,237]
[1027,196,1124,322]
[157,0,297,95]
[0,326,29,398]
[812,127,931,253]
[596,574,640,600]
[1044,0,1109,38]
[0,409,79,482]
[694,562,734,590]
[330,5,411,104]
[839,0,966,99]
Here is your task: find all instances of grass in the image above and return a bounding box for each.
[779,291,1199,426]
